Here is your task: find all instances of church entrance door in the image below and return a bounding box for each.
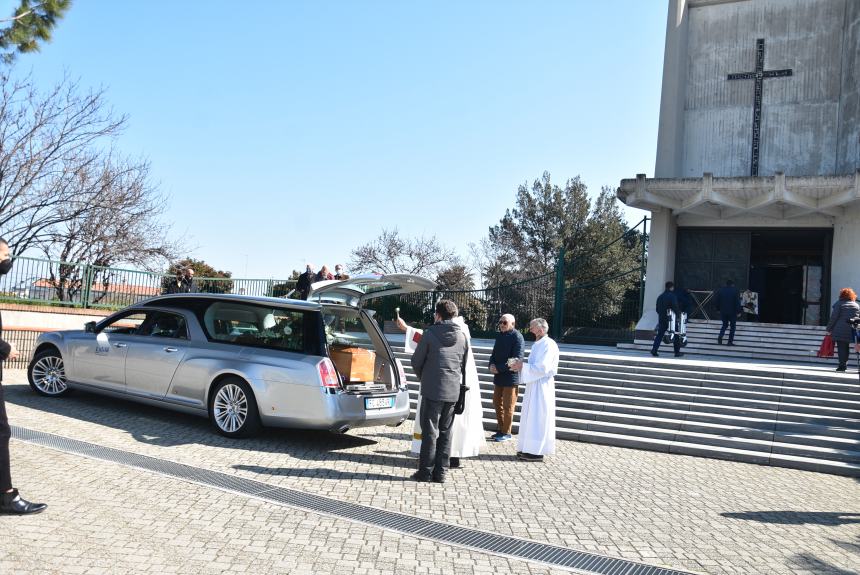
[747,230,830,326]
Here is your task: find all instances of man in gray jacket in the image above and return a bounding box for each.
[410,299,469,483]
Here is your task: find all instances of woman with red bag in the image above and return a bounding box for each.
[826,288,860,372]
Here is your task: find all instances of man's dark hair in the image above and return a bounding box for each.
[435,299,458,320]
[726,279,735,286]
[665,281,674,290]
[0,237,7,248]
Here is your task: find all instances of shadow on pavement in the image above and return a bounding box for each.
[789,552,860,575]
[721,511,860,526]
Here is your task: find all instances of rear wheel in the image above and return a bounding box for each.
[208,377,262,438]
[28,348,70,397]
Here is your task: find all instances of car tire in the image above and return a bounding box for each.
[28,348,70,397]
[208,377,262,438]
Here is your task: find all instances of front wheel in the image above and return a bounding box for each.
[28,349,70,397]
[208,377,262,438]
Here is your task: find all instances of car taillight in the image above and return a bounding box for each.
[318,358,340,390]
[395,358,407,388]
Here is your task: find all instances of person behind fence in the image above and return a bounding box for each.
[182,267,199,293]
[166,269,186,294]
[488,313,524,442]
[715,279,741,346]
[397,314,485,468]
[315,265,334,282]
[651,281,682,357]
[409,299,469,483]
[296,264,315,300]
[0,238,47,515]
[826,287,860,373]
[509,318,558,462]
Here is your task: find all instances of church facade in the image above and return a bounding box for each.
[618,0,860,334]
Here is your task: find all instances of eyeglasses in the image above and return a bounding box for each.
[498,320,508,325]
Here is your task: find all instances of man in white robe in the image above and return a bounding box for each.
[398,316,485,467]
[510,317,558,461]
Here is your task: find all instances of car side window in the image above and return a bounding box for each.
[138,311,188,340]
[201,301,318,354]
[100,312,147,334]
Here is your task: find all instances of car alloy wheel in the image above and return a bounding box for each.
[209,377,261,437]
[28,351,69,396]
[213,383,248,433]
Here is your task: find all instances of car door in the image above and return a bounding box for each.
[69,311,147,391]
[124,310,189,399]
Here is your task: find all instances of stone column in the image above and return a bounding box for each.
[635,207,677,341]
[654,0,689,178]
[830,202,860,306]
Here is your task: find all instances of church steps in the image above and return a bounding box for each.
[617,342,835,364]
[394,344,860,474]
[558,367,860,398]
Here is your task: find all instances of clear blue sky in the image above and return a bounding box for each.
[14,0,665,280]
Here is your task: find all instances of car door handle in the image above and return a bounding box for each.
[113,343,127,349]
[163,347,179,353]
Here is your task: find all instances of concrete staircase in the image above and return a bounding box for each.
[617,319,835,365]
[393,343,860,476]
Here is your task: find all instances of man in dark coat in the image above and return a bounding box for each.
[715,279,742,345]
[487,313,524,442]
[0,238,47,515]
[651,281,682,357]
[295,264,315,300]
[182,268,199,293]
[409,299,469,483]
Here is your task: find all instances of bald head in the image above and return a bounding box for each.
[498,314,515,332]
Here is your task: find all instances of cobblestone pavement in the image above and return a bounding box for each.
[2,371,859,575]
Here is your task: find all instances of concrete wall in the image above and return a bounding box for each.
[657,0,858,178]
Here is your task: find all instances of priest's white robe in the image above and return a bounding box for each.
[405,318,485,458]
[517,336,559,456]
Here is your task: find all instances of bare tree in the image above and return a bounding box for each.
[38,156,183,303]
[0,71,126,254]
[349,228,458,277]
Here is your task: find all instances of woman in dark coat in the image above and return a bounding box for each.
[826,288,860,372]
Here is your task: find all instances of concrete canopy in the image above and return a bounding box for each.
[618,172,860,221]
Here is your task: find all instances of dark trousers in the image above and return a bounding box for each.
[0,384,11,491]
[718,313,736,343]
[836,340,850,370]
[652,320,681,355]
[418,397,456,477]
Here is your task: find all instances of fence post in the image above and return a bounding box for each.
[81,264,92,309]
[638,216,648,318]
[552,248,565,340]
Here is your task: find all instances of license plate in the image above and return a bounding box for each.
[365,396,395,410]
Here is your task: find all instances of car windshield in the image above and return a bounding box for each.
[322,307,375,350]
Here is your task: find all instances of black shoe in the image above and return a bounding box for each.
[650,350,658,357]
[410,471,431,482]
[727,342,735,347]
[431,473,446,484]
[836,366,847,372]
[674,352,684,357]
[518,452,544,462]
[449,457,461,468]
[717,338,723,345]
[0,489,46,515]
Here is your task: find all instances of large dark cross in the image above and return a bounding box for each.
[727,38,793,176]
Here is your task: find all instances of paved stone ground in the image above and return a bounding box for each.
[1,370,859,575]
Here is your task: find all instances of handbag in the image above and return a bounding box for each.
[817,334,835,358]
[453,384,470,415]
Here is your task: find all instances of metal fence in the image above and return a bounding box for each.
[2,329,44,370]
[365,273,557,340]
[0,256,296,310]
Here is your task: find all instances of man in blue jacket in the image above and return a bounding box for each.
[715,279,742,346]
[488,314,524,442]
[651,281,682,357]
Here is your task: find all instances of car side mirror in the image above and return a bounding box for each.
[84,321,96,333]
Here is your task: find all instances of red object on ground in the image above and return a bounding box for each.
[817,334,835,358]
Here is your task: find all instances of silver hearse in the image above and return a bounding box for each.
[26,274,435,437]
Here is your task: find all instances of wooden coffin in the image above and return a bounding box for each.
[329,346,376,382]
